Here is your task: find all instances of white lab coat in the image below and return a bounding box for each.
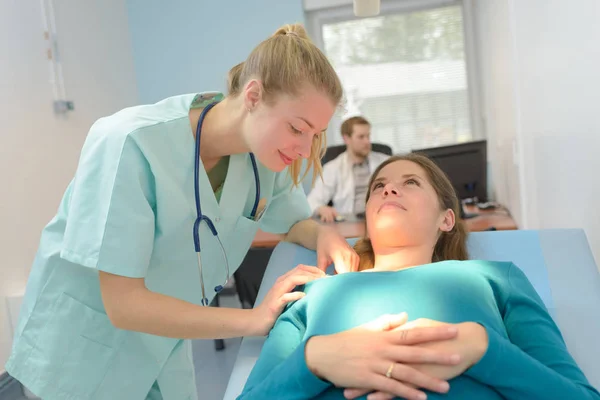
[307,151,390,215]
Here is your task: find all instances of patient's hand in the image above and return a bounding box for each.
[400,319,488,379]
[343,319,489,400]
[305,314,462,400]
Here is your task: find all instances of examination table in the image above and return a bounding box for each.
[224,229,600,398]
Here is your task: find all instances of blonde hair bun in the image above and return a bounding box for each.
[272,23,309,40]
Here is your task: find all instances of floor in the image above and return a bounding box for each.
[192,293,243,400]
[8,292,245,400]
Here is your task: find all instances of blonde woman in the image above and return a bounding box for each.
[8,24,377,400]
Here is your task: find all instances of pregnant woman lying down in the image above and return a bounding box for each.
[238,154,599,400]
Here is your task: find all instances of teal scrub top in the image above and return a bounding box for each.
[5,92,312,400]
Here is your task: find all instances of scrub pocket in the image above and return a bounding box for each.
[228,216,260,269]
[34,292,120,397]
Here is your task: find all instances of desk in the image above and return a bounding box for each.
[252,205,518,248]
[251,221,364,248]
[463,204,518,232]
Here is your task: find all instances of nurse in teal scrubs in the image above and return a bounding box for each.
[5,24,359,400]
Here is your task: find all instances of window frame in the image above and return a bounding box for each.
[305,0,484,145]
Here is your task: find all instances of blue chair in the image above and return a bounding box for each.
[224,229,600,399]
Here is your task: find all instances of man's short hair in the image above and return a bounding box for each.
[341,116,370,138]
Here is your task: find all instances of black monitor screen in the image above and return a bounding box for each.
[411,140,487,202]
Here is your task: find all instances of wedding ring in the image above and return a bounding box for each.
[385,363,395,379]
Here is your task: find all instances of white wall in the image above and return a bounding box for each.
[0,0,138,371]
[473,0,523,223]
[476,0,600,262]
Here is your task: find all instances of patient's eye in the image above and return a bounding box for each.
[372,182,385,191]
[405,178,420,186]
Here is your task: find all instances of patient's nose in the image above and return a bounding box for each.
[383,183,399,197]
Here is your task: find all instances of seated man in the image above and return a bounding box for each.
[238,154,599,400]
[308,116,389,222]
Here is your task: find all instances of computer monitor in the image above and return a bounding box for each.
[411,140,487,203]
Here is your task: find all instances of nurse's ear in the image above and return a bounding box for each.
[243,79,263,112]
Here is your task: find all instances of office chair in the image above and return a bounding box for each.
[321,143,393,165]
[321,143,393,207]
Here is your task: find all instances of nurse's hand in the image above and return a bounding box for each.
[251,265,325,336]
[316,225,359,273]
[304,313,461,400]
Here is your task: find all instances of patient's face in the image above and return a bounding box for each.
[365,160,445,248]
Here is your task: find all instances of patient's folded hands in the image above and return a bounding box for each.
[344,318,489,400]
[398,319,488,379]
[304,313,462,400]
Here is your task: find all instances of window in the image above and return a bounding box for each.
[308,1,480,154]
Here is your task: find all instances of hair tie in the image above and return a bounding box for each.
[286,31,299,37]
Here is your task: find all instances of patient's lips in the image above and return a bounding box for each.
[378,201,407,213]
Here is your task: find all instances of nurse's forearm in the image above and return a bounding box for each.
[99,272,260,339]
[284,218,320,250]
[119,290,258,339]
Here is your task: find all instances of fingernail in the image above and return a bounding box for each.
[447,326,458,334]
[450,354,461,363]
[439,381,450,392]
[418,393,427,400]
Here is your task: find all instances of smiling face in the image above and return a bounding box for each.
[241,81,335,172]
[365,159,455,251]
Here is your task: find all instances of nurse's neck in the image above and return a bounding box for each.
[190,96,248,170]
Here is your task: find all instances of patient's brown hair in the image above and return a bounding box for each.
[354,153,469,271]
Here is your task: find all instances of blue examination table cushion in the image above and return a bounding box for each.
[224,229,600,399]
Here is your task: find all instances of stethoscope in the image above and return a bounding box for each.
[193,102,261,306]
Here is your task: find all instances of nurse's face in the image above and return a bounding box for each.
[242,81,336,172]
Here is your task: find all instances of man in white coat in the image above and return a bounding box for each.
[308,116,390,222]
